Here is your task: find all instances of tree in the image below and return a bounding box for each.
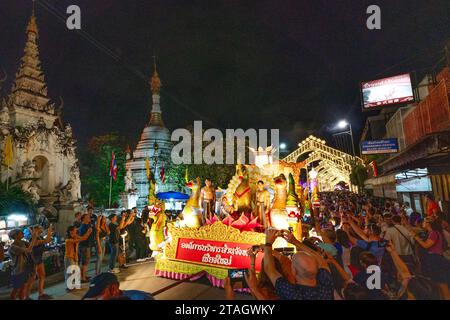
[79,133,126,208]
[350,160,368,194]
[167,125,243,189]
[165,162,235,190]
[0,181,36,217]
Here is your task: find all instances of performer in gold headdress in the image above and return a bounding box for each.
[255,180,271,227]
[199,178,216,222]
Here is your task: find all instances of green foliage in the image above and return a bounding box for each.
[165,163,235,190]
[350,160,368,194]
[166,125,247,189]
[79,133,126,208]
[0,181,36,216]
[187,163,235,189]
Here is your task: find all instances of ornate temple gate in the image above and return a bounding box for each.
[282,135,364,191]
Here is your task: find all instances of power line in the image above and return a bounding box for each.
[37,0,216,126]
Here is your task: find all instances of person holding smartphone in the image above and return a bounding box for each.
[263,228,334,300]
[28,224,54,300]
[8,228,39,300]
[65,225,92,291]
[344,216,386,264]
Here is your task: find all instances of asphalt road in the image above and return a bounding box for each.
[18,260,253,300]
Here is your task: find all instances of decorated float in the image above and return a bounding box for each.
[150,147,323,287]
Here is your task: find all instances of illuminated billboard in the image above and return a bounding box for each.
[361,73,414,110]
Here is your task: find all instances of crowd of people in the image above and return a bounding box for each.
[6,205,162,300]
[225,191,450,300]
[65,206,160,287]
[5,190,450,300]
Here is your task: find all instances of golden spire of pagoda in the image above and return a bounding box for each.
[150,55,161,94]
[27,0,39,36]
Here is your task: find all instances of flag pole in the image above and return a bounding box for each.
[6,166,9,191]
[108,175,112,208]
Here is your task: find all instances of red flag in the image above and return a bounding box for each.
[160,161,165,184]
[369,160,378,177]
[110,151,118,181]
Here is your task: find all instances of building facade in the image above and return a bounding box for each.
[0,11,81,212]
[363,64,450,214]
[125,67,173,208]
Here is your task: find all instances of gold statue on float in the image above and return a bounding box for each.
[180,177,203,228]
[232,164,252,214]
[270,173,289,230]
[150,199,166,251]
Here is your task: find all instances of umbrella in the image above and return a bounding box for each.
[156,191,189,201]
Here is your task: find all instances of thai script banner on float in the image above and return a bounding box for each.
[175,238,262,271]
[361,138,399,154]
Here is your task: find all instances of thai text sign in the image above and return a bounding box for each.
[361,139,399,154]
[361,73,414,109]
[175,238,262,271]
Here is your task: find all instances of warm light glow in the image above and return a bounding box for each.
[309,168,318,179]
[7,213,28,222]
[337,120,348,129]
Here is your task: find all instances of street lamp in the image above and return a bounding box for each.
[309,168,318,180]
[335,120,355,157]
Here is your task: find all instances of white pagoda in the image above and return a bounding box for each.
[125,65,173,208]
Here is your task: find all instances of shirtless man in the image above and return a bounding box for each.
[255,180,271,227]
[199,178,216,222]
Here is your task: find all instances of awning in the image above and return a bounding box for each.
[380,131,450,174]
[156,191,189,201]
[364,174,396,186]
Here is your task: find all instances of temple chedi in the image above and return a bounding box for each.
[125,64,173,208]
[0,8,82,228]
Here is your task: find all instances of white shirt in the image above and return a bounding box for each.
[405,207,413,217]
[383,224,415,256]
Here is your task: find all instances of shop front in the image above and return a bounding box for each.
[395,169,432,214]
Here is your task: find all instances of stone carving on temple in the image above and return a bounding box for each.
[18,160,41,203]
[55,179,75,205]
[70,164,82,201]
[124,169,136,193]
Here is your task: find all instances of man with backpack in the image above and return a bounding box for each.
[383,215,416,270]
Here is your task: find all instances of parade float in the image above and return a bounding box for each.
[153,147,313,287]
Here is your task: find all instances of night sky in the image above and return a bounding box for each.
[1,0,449,152]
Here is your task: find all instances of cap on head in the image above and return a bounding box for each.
[8,228,22,240]
[82,272,119,299]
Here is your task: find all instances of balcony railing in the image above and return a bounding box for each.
[403,68,450,147]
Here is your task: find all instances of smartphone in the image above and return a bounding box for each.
[228,269,248,288]
[378,240,388,247]
[282,247,295,257]
[251,245,262,253]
